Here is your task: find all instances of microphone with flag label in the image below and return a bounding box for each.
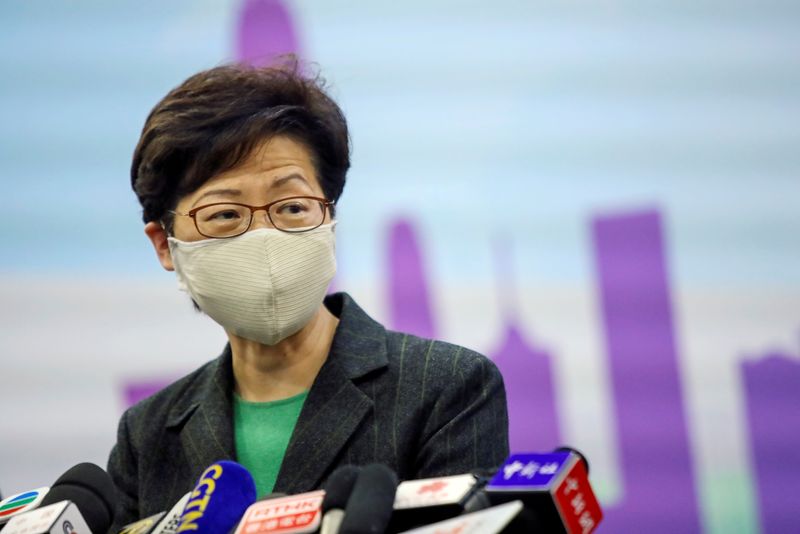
[117,512,167,534]
[116,492,192,534]
[480,448,603,533]
[175,460,256,534]
[2,462,117,534]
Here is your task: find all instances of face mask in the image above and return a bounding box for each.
[167,223,336,346]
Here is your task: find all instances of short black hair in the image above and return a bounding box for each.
[131,60,350,226]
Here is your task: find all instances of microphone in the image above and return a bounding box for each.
[0,501,91,534]
[0,487,50,527]
[117,512,167,534]
[388,473,481,532]
[338,464,399,534]
[150,492,192,534]
[2,462,117,534]
[320,466,361,534]
[175,461,256,534]
[232,490,326,533]
[481,448,603,533]
[395,500,523,534]
[39,462,117,533]
[116,492,191,534]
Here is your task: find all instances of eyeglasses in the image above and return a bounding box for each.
[170,196,334,239]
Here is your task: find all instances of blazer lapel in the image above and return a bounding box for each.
[169,351,237,481]
[274,361,373,493]
[275,293,389,493]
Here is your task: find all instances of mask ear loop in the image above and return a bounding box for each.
[160,216,175,237]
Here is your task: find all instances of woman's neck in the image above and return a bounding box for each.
[229,304,339,402]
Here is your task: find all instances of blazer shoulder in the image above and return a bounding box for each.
[384,330,503,386]
[123,357,218,431]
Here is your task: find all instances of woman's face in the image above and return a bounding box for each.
[171,135,328,242]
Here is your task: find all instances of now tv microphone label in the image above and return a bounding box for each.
[234,490,324,534]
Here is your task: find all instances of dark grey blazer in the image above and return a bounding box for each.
[107,292,508,530]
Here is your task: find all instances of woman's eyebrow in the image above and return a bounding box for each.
[270,173,310,189]
[191,188,242,208]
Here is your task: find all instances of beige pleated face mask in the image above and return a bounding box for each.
[167,223,336,346]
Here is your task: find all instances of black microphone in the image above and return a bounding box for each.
[338,464,399,534]
[2,463,117,534]
[39,462,117,533]
[320,466,361,534]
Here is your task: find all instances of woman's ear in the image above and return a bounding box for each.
[144,222,174,271]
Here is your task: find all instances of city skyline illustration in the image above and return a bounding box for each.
[387,209,700,531]
[385,209,798,532]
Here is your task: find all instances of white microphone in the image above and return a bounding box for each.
[0,487,50,527]
[398,501,523,534]
[1,501,90,534]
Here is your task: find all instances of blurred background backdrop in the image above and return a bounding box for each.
[1,1,798,532]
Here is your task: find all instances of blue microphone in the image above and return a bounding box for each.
[175,460,257,533]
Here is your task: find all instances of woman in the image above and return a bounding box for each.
[108,62,509,529]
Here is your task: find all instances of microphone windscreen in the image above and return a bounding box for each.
[176,460,256,534]
[322,465,361,513]
[40,462,117,534]
[339,464,399,534]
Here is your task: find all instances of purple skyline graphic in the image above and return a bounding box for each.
[387,220,438,339]
[236,0,301,66]
[490,325,561,453]
[742,352,800,533]
[592,209,701,531]
[124,379,173,408]
[488,236,561,452]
